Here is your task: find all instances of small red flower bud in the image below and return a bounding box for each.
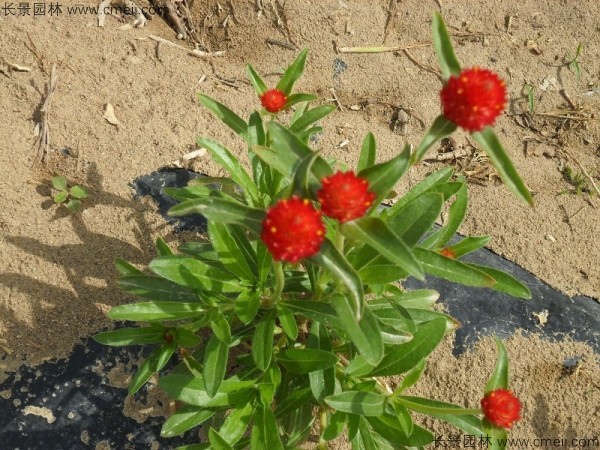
[260,89,287,113]
[481,389,521,429]
[317,171,376,223]
[439,248,456,259]
[440,67,507,132]
[261,196,325,263]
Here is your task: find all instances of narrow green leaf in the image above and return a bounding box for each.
[444,236,492,258]
[345,355,375,378]
[486,337,509,392]
[161,405,214,438]
[358,144,411,207]
[309,240,364,318]
[406,308,460,333]
[472,128,533,205]
[289,104,337,133]
[276,348,338,374]
[342,217,424,281]
[308,322,335,403]
[465,263,531,299]
[220,402,255,445]
[428,182,468,249]
[388,166,454,215]
[129,342,175,394]
[431,12,462,80]
[284,93,318,109]
[51,175,67,191]
[93,327,164,347]
[198,137,259,204]
[173,328,201,347]
[69,185,89,199]
[250,405,285,450]
[117,275,199,302]
[203,335,229,397]
[280,300,341,329]
[357,132,376,172]
[297,125,323,144]
[483,421,508,450]
[332,293,384,366]
[209,428,234,450]
[322,411,347,441]
[235,289,261,324]
[383,285,440,309]
[274,386,312,418]
[155,237,173,257]
[252,310,276,371]
[412,115,457,163]
[246,64,268,95]
[209,222,257,282]
[168,196,265,234]
[368,417,434,446]
[252,145,294,178]
[107,302,205,321]
[277,306,298,340]
[114,258,143,276]
[159,375,255,408]
[276,48,308,95]
[369,318,446,376]
[325,391,387,417]
[352,417,378,450]
[388,192,444,247]
[414,248,496,287]
[198,94,248,139]
[392,402,414,437]
[291,149,323,197]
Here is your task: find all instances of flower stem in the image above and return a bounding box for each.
[268,260,285,305]
[334,226,345,254]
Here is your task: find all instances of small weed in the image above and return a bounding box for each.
[559,166,592,196]
[565,43,583,78]
[51,175,89,213]
[523,84,535,114]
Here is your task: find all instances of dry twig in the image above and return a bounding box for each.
[148,35,225,58]
[32,64,58,167]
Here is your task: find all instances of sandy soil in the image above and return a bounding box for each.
[1,0,599,446]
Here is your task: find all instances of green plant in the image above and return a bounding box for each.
[565,43,583,78]
[95,13,531,449]
[51,175,88,213]
[523,84,535,114]
[560,165,592,196]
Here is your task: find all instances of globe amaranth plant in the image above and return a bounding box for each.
[94,13,530,450]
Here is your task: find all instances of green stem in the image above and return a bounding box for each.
[268,260,285,305]
[334,226,345,254]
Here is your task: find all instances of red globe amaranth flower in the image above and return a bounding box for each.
[261,196,325,263]
[481,389,522,429]
[317,171,377,223]
[440,67,507,132]
[260,89,287,113]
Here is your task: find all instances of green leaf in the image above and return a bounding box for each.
[93,327,164,347]
[197,137,259,204]
[209,222,257,282]
[117,275,199,302]
[52,190,68,204]
[298,125,323,144]
[209,428,234,450]
[280,300,341,329]
[250,405,285,450]
[150,256,244,294]
[252,145,294,178]
[203,335,229,397]
[309,240,364,318]
[465,263,531,299]
[426,182,468,249]
[198,94,248,139]
[129,342,176,394]
[358,144,411,207]
[246,64,268,95]
[277,306,298,340]
[284,93,318,109]
[367,416,434,447]
[325,391,387,417]
[322,411,347,441]
[397,396,484,436]
[444,236,492,258]
[357,132,376,172]
[169,196,265,234]
[388,167,454,215]
[108,302,205,321]
[357,264,408,285]
[65,199,83,213]
[276,48,308,95]
[383,285,439,309]
[173,328,201,347]
[252,310,276,371]
[159,375,255,408]
[486,337,509,392]
[345,355,375,378]
[155,237,174,257]
[276,348,338,374]
[274,386,312,421]
[483,421,508,450]
[431,12,462,80]
[412,115,457,163]
[352,417,378,450]
[472,127,533,205]
[114,258,143,276]
[368,299,415,334]
[69,185,89,199]
[387,192,444,247]
[369,318,446,376]
[342,217,424,280]
[406,308,460,333]
[332,293,384,366]
[220,402,254,445]
[308,322,335,403]
[51,175,67,191]
[161,405,214,438]
[392,402,414,437]
[414,248,496,287]
[290,149,323,197]
[289,104,337,133]
[235,289,261,324]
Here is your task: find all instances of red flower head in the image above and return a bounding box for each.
[260,89,287,113]
[440,67,507,132]
[317,171,377,223]
[261,196,325,263]
[481,389,521,429]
